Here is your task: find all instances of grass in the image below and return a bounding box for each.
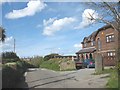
[106,69,118,88]
[93,68,114,75]
[60,69,76,71]
[40,58,75,71]
[93,68,118,88]
[40,59,60,71]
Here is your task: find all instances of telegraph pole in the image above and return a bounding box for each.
[14,38,15,53]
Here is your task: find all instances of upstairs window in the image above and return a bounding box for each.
[97,38,101,50]
[106,34,115,43]
[91,41,94,46]
[84,43,87,47]
[91,41,95,46]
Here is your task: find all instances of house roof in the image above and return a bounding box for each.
[76,47,96,54]
[81,24,113,44]
[81,31,97,44]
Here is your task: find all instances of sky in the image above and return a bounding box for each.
[1,0,106,57]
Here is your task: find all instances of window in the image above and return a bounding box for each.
[91,41,95,46]
[110,52,113,56]
[113,52,116,56]
[106,34,115,43]
[84,43,87,47]
[107,52,116,57]
[97,38,101,50]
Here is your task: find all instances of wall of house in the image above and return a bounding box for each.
[95,27,118,66]
[95,27,118,51]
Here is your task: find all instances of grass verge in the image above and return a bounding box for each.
[40,58,76,71]
[93,68,114,75]
[93,68,118,88]
[106,69,118,88]
[40,59,60,71]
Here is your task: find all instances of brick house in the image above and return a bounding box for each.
[76,24,119,66]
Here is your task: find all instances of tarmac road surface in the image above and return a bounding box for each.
[17,68,109,88]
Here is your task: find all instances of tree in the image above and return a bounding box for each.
[44,53,61,61]
[2,52,20,64]
[85,2,120,31]
[0,27,6,42]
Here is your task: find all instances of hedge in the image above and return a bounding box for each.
[2,60,30,88]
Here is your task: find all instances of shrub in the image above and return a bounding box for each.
[29,56,43,68]
[40,58,60,71]
[43,53,61,61]
[2,65,23,88]
[2,52,20,64]
[40,58,75,71]
[2,60,30,88]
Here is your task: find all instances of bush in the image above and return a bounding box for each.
[2,60,30,88]
[2,52,20,64]
[40,58,60,71]
[43,53,61,61]
[16,61,28,74]
[29,56,43,68]
[2,65,23,88]
[40,58,75,71]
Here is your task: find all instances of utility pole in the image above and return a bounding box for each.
[14,38,15,53]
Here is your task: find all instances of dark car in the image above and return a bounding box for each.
[75,61,83,69]
[74,59,83,69]
[83,59,95,68]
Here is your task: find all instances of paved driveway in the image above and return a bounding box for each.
[17,68,109,88]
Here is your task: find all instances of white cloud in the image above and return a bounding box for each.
[0,36,14,50]
[74,9,99,29]
[74,43,82,48]
[43,17,76,36]
[4,36,13,43]
[5,0,46,19]
[43,17,57,26]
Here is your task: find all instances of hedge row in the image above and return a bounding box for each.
[2,60,31,88]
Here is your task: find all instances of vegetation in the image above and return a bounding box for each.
[40,58,75,71]
[93,68,114,75]
[106,69,118,88]
[93,68,118,88]
[43,53,61,61]
[2,51,34,88]
[2,60,30,88]
[0,27,6,42]
[2,65,22,88]
[40,58,60,71]
[2,52,20,64]
[29,56,44,68]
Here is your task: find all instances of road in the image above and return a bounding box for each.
[17,68,109,88]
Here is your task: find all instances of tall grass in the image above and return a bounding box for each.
[106,69,118,88]
[40,59,60,71]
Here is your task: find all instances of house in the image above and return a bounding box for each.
[76,24,119,66]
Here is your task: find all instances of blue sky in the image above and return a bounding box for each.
[1,1,105,57]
